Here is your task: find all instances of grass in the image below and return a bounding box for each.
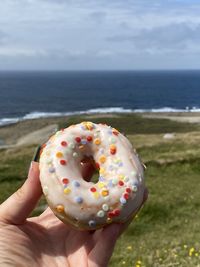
[0,114,200,267]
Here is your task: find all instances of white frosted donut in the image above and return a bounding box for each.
[39,121,146,230]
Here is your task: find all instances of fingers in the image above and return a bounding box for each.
[0,161,42,225]
[88,224,121,267]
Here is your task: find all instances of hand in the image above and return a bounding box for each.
[0,161,147,267]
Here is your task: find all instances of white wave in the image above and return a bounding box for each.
[1,106,200,127]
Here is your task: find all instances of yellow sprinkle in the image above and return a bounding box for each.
[118,174,125,180]
[98,182,105,188]
[56,151,63,158]
[99,155,106,163]
[93,192,99,199]
[101,189,109,196]
[99,167,105,174]
[64,188,71,194]
[56,205,64,213]
[107,217,112,223]
[94,138,101,145]
[86,122,94,130]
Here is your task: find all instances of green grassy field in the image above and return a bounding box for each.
[0,114,200,267]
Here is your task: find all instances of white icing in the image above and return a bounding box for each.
[39,122,146,229]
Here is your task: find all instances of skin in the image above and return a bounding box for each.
[0,161,147,267]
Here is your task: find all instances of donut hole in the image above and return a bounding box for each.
[80,156,99,183]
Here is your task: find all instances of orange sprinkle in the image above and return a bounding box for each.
[94,138,101,145]
[99,155,106,164]
[101,189,109,196]
[56,205,64,213]
[56,151,63,158]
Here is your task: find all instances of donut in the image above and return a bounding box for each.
[39,121,146,230]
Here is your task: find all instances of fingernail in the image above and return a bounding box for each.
[32,145,41,162]
[28,161,38,177]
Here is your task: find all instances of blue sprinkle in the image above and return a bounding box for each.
[99,176,105,181]
[81,139,87,145]
[49,167,55,173]
[88,220,96,227]
[108,180,113,188]
[63,184,68,189]
[73,180,81,187]
[120,197,127,205]
[108,130,112,135]
[75,196,83,204]
[118,162,123,167]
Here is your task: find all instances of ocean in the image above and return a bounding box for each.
[0,70,200,126]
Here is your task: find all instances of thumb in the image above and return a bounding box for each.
[0,161,42,225]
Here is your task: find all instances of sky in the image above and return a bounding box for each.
[0,0,200,70]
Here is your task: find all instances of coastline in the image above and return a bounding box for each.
[0,111,200,148]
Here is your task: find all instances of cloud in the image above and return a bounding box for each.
[107,23,200,53]
[0,30,7,45]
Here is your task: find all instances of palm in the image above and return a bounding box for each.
[0,162,147,267]
[0,208,117,267]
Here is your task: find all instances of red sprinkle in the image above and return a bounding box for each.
[126,188,131,193]
[62,178,69,184]
[113,130,119,136]
[87,135,93,142]
[61,141,67,147]
[113,209,120,216]
[124,193,129,200]
[110,148,116,155]
[60,159,67,165]
[90,187,96,192]
[118,180,124,186]
[75,137,81,143]
[95,162,100,170]
[108,211,115,218]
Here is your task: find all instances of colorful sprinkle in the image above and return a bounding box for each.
[69,142,75,149]
[101,189,109,197]
[113,209,120,216]
[126,187,132,193]
[73,180,80,187]
[118,180,124,186]
[120,197,127,204]
[94,138,101,145]
[62,178,69,184]
[56,205,64,213]
[75,137,81,143]
[93,192,99,199]
[124,193,130,200]
[112,177,118,185]
[81,139,87,145]
[97,182,105,188]
[102,203,109,211]
[110,144,117,155]
[60,159,67,165]
[87,135,93,142]
[132,185,138,192]
[61,141,67,146]
[109,137,116,144]
[99,155,106,164]
[56,151,63,158]
[88,220,96,227]
[75,196,83,204]
[64,188,71,194]
[49,167,55,173]
[97,210,105,218]
[90,187,96,192]
[99,167,105,174]
[73,152,78,158]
